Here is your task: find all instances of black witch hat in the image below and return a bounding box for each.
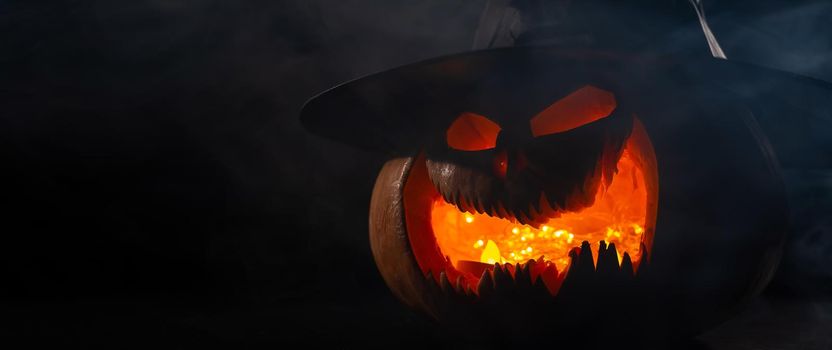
[301,0,831,169]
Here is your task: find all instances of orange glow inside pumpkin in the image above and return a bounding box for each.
[431,146,648,275]
[404,116,657,296]
[446,112,502,151]
[530,85,617,137]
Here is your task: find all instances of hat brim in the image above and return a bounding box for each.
[300,46,832,157]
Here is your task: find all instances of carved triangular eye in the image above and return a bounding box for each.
[446,112,502,151]
[530,85,617,137]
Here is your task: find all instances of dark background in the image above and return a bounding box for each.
[1,0,830,348]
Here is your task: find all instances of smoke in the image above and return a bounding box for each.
[710,1,832,82]
[704,1,832,296]
[0,0,485,300]
[0,0,830,311]
[2,0,832,346]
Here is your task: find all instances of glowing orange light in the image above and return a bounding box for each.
[480,240,502,264]
[431,146,651,274]
[530,85,617,137]
[446,112,501,151]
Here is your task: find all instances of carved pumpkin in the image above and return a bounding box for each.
[302,49,791,340]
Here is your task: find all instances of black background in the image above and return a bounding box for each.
[1,1,831,348]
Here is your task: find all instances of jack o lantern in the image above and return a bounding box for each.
[303,50,788,339]
[388,83,657,301]
[298,1,818,342]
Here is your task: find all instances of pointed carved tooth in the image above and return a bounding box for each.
[473,197,486,214]
[621,252,635,279]
[439,183,452,204]
[452,187,464,207]
[639,242,649,261]
[518,207,534,226]
[557,263,569,284]
[458,192,469,213]
[424,271,442,301]
[580,241,595,270]
[495,201,508,220]
[604,157,617,188]
[444,193,454,207]
[526,210,544,229]
[525,259,538,283]
[532,258,546,284]
[468,196,479,214]
[517,260,534,288]
[596,241,607,272]
[597,241,619,276]
[492,202,503,219]
[505,263,516,279]
[450,192,460,210]
[504,203,515,221]
[466,196,477,214]
[455,193,468,213]
[463,282,473,297]
[606,242,619,264]
[477,269,494,298]
[563,241,596,282]
[487,204,498,218]
[514,212,527,225]
[607,242,618,259]
[421,271,447,313]
[546,192,566,216]
[455,275,465,295]
[464,198,476,214]
[563,190,579,213]
[463,195,475,214]
[514,208,533,225]
[541,262,560,296]
[558,243,596,297]
[480,199,491,216]
[567,247,581,269]
[516,262,526,281]
[538,192,560,220]
[450,189,461,209]
[439,271,454,294]
[493,263,512,292]
[496,200,513,221]
[527,203,539,222]
[534,191,549,215]
[530,192,543,216]
[635,242,650,275]
[636,247,649,276]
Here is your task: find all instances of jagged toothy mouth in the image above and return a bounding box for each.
[405,147,654,298]
[425,159,575,228]
[432,184,566,228]
[427,188,649,298]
